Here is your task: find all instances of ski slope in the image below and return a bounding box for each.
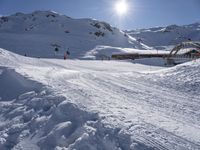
[0,49,200,150]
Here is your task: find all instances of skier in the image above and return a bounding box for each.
[64,52,67,60]
[66,50,70,56]
[63,48,70,60]
[66,48,70,56]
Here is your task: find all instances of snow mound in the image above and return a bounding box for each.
[0,68,119,149]
[0,70,150,150]
[84,45,144,59]
[84,45,166,60]
[150,59,200,95]
[0,67,42,101]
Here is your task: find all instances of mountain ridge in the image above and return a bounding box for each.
[126,22,200,49]
[0,10,148,59]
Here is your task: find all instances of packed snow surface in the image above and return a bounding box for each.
[0,48,200,150]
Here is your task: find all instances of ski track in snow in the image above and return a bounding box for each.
[0,49,200,149]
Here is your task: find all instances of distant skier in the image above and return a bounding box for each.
[66,50,70,56]
[64,52,67,60]
[66,48,70,55]
[64,48,70,60]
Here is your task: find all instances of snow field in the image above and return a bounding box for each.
[0,49,200,149]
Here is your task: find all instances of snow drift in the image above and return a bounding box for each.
[0,67,42,101]
[148,59,200,95]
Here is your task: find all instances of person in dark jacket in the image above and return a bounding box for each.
[63,48,70,60]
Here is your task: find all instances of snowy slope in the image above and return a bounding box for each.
[0,48,200,150]
[127,23,200,49]
[84,45,165,59]
[0,11,148,59]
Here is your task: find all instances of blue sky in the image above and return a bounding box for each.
[0,0,200,29]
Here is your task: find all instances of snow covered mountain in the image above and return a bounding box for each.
[127,23,200,49]
[0,11,148,59]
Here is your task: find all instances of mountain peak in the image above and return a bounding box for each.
[0,10,148,59]
[10,10,71,19]
[127,22,200,48]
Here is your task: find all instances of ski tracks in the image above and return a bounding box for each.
[26,60,200,150]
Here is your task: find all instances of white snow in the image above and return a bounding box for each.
[0,11,149,59]
[127,23,200,49]
[0,48,200,149]
[84,45,168,59]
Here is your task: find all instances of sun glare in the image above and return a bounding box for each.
[115,0,129,16]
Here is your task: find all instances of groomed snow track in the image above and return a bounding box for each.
[0,49,200,150]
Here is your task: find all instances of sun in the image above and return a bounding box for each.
[114,0,129,16]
